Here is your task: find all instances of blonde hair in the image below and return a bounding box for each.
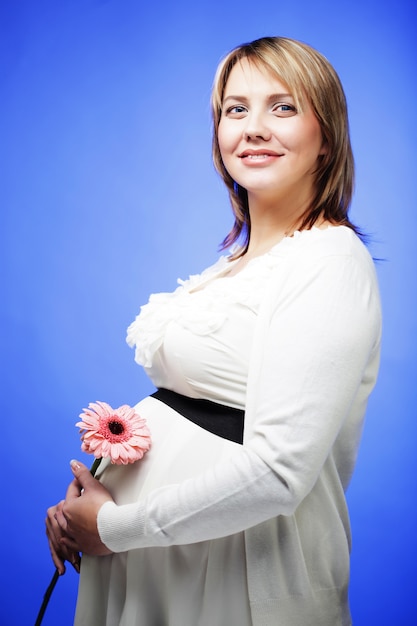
[211,36,358,252]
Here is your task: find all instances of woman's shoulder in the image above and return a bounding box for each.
[271,225,371,264]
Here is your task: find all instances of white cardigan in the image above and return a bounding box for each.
[98,227,382,625]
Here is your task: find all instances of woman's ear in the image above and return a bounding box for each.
[319,138,328,156]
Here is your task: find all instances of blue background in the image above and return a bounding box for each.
[1,0,416,624]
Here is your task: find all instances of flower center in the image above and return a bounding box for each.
[108,420,124,435]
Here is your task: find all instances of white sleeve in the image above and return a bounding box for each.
[98,252,381,552]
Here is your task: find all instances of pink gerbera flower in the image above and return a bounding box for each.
[76,401,151,465]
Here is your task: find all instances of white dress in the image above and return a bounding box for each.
[74,249,279,626]
[74,227,382,626]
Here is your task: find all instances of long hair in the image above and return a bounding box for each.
[211,36,358,254]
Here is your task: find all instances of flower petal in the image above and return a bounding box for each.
[76,401,151,465]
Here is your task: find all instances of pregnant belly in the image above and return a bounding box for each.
[94,395,241,505]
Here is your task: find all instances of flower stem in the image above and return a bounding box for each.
[89,457,102,477]
[34,569,59,626]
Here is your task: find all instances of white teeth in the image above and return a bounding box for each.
[245,154,270,159]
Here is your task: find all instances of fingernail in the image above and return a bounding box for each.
[70,459,81,470]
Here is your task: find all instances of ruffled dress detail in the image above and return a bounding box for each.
[126,247,286,373]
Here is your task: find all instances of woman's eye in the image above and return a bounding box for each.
[274,103,297,116]
[226,105,247,115]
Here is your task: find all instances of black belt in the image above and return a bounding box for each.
[151,388,244,444]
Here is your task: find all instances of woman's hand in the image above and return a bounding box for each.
[54,460,114,557]
[45,500,81,575]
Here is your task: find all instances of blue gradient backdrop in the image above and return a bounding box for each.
[1,1,416,624]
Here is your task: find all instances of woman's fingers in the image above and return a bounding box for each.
[45,501,81,574]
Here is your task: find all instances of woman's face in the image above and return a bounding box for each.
[218,58,326,210]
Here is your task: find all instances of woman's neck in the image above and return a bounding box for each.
[246,188,312,250]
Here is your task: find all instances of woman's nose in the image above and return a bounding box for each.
[243,112,272,141]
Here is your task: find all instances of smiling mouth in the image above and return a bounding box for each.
[239,150,283,160]
[242,154,276,160]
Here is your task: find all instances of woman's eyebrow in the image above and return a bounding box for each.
[222,92,294,104]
